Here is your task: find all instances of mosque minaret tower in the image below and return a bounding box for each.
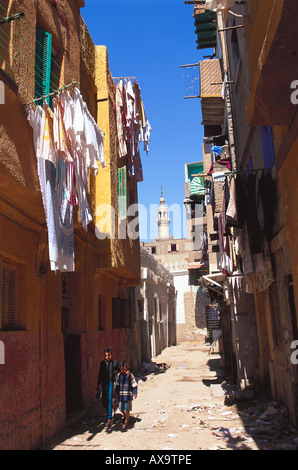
[157,187,170,239]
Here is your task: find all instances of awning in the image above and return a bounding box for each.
[200,273,226,295]
[194,10,217,50]
[188,262,205,270]
[199,59,225,126]
[189,176,205,196]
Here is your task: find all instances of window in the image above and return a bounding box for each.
[98,295,105,331]
[112,298,130,329]
[151,246,156,254]
[0,258,17,330]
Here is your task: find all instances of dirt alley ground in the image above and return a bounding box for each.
[42,332,298,451]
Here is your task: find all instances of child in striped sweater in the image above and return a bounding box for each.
[115,361,138,429]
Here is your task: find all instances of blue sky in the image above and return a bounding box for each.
[81,0,211,241]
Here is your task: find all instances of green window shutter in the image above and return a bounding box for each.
[35,27,52,105]
[118,166,127,221]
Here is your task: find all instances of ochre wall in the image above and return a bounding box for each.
[277,140,298,328]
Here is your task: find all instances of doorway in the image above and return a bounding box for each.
[61,274,83,417]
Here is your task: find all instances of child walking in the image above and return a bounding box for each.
[115,361,138,429]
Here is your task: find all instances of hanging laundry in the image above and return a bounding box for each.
[207,160,232,175]
[35,102,57,167]
[133,80,146,129]
[116,80,127,158]
[244,173,262,254]
[205,0,237,11]
[142,113,152,154]
[211,145,223,157]
[218,212,232,276]
[258,171,278,242]
[27,85,106,271]
[37,158,75,272]
[255,236,275,292]
[27,104,43,155]
[221,73,228,100]
[53,95,73,163]
[125,79,136,154]
[114,78,151,178]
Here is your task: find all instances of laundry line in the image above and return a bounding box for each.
[0,12,24,25]
[23,81,79,107]
[191,167,273,178]
[113,76,136,81]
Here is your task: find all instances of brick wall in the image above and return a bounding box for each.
[184,289,209,341]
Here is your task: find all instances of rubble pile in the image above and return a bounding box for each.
[186,399,298,450]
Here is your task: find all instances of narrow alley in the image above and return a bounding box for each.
[42,335,298,452]
[2,1,298,451]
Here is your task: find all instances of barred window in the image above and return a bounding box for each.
[0,258,17,330]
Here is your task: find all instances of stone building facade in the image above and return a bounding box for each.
[136,247,176,362]
[0,0,144,449]
[142,191,209,343]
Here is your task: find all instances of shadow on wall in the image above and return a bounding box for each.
[195,286,210,330]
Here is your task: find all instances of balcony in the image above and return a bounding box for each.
[199,59,225,127]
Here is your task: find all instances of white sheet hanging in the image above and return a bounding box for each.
[27,85,106,270]
[205,0,236,11]
[37,158,75,272]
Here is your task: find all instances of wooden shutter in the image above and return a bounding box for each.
[0,259,17,329]
[118,166,127,221]
[35,27,52,105]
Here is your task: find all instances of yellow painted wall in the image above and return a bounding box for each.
[245,0,285,125]
[277,140,298,327]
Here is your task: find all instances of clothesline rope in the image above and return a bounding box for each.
[23,81,79,107]
[0,12,24,25]
[192,167,273,178]
[113,77,136,80]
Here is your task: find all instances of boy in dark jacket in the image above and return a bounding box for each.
[97,348,120,428]
[115,361,138,429]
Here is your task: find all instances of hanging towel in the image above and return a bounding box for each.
[116,79,128,157]
[37,158,75,272]
[205,0,236,11]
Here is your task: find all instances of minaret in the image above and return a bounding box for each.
[157,187,170,239]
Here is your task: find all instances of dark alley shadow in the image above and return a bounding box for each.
[204,349,298,450]
[42,402,144,449]
[85,412,142,441]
